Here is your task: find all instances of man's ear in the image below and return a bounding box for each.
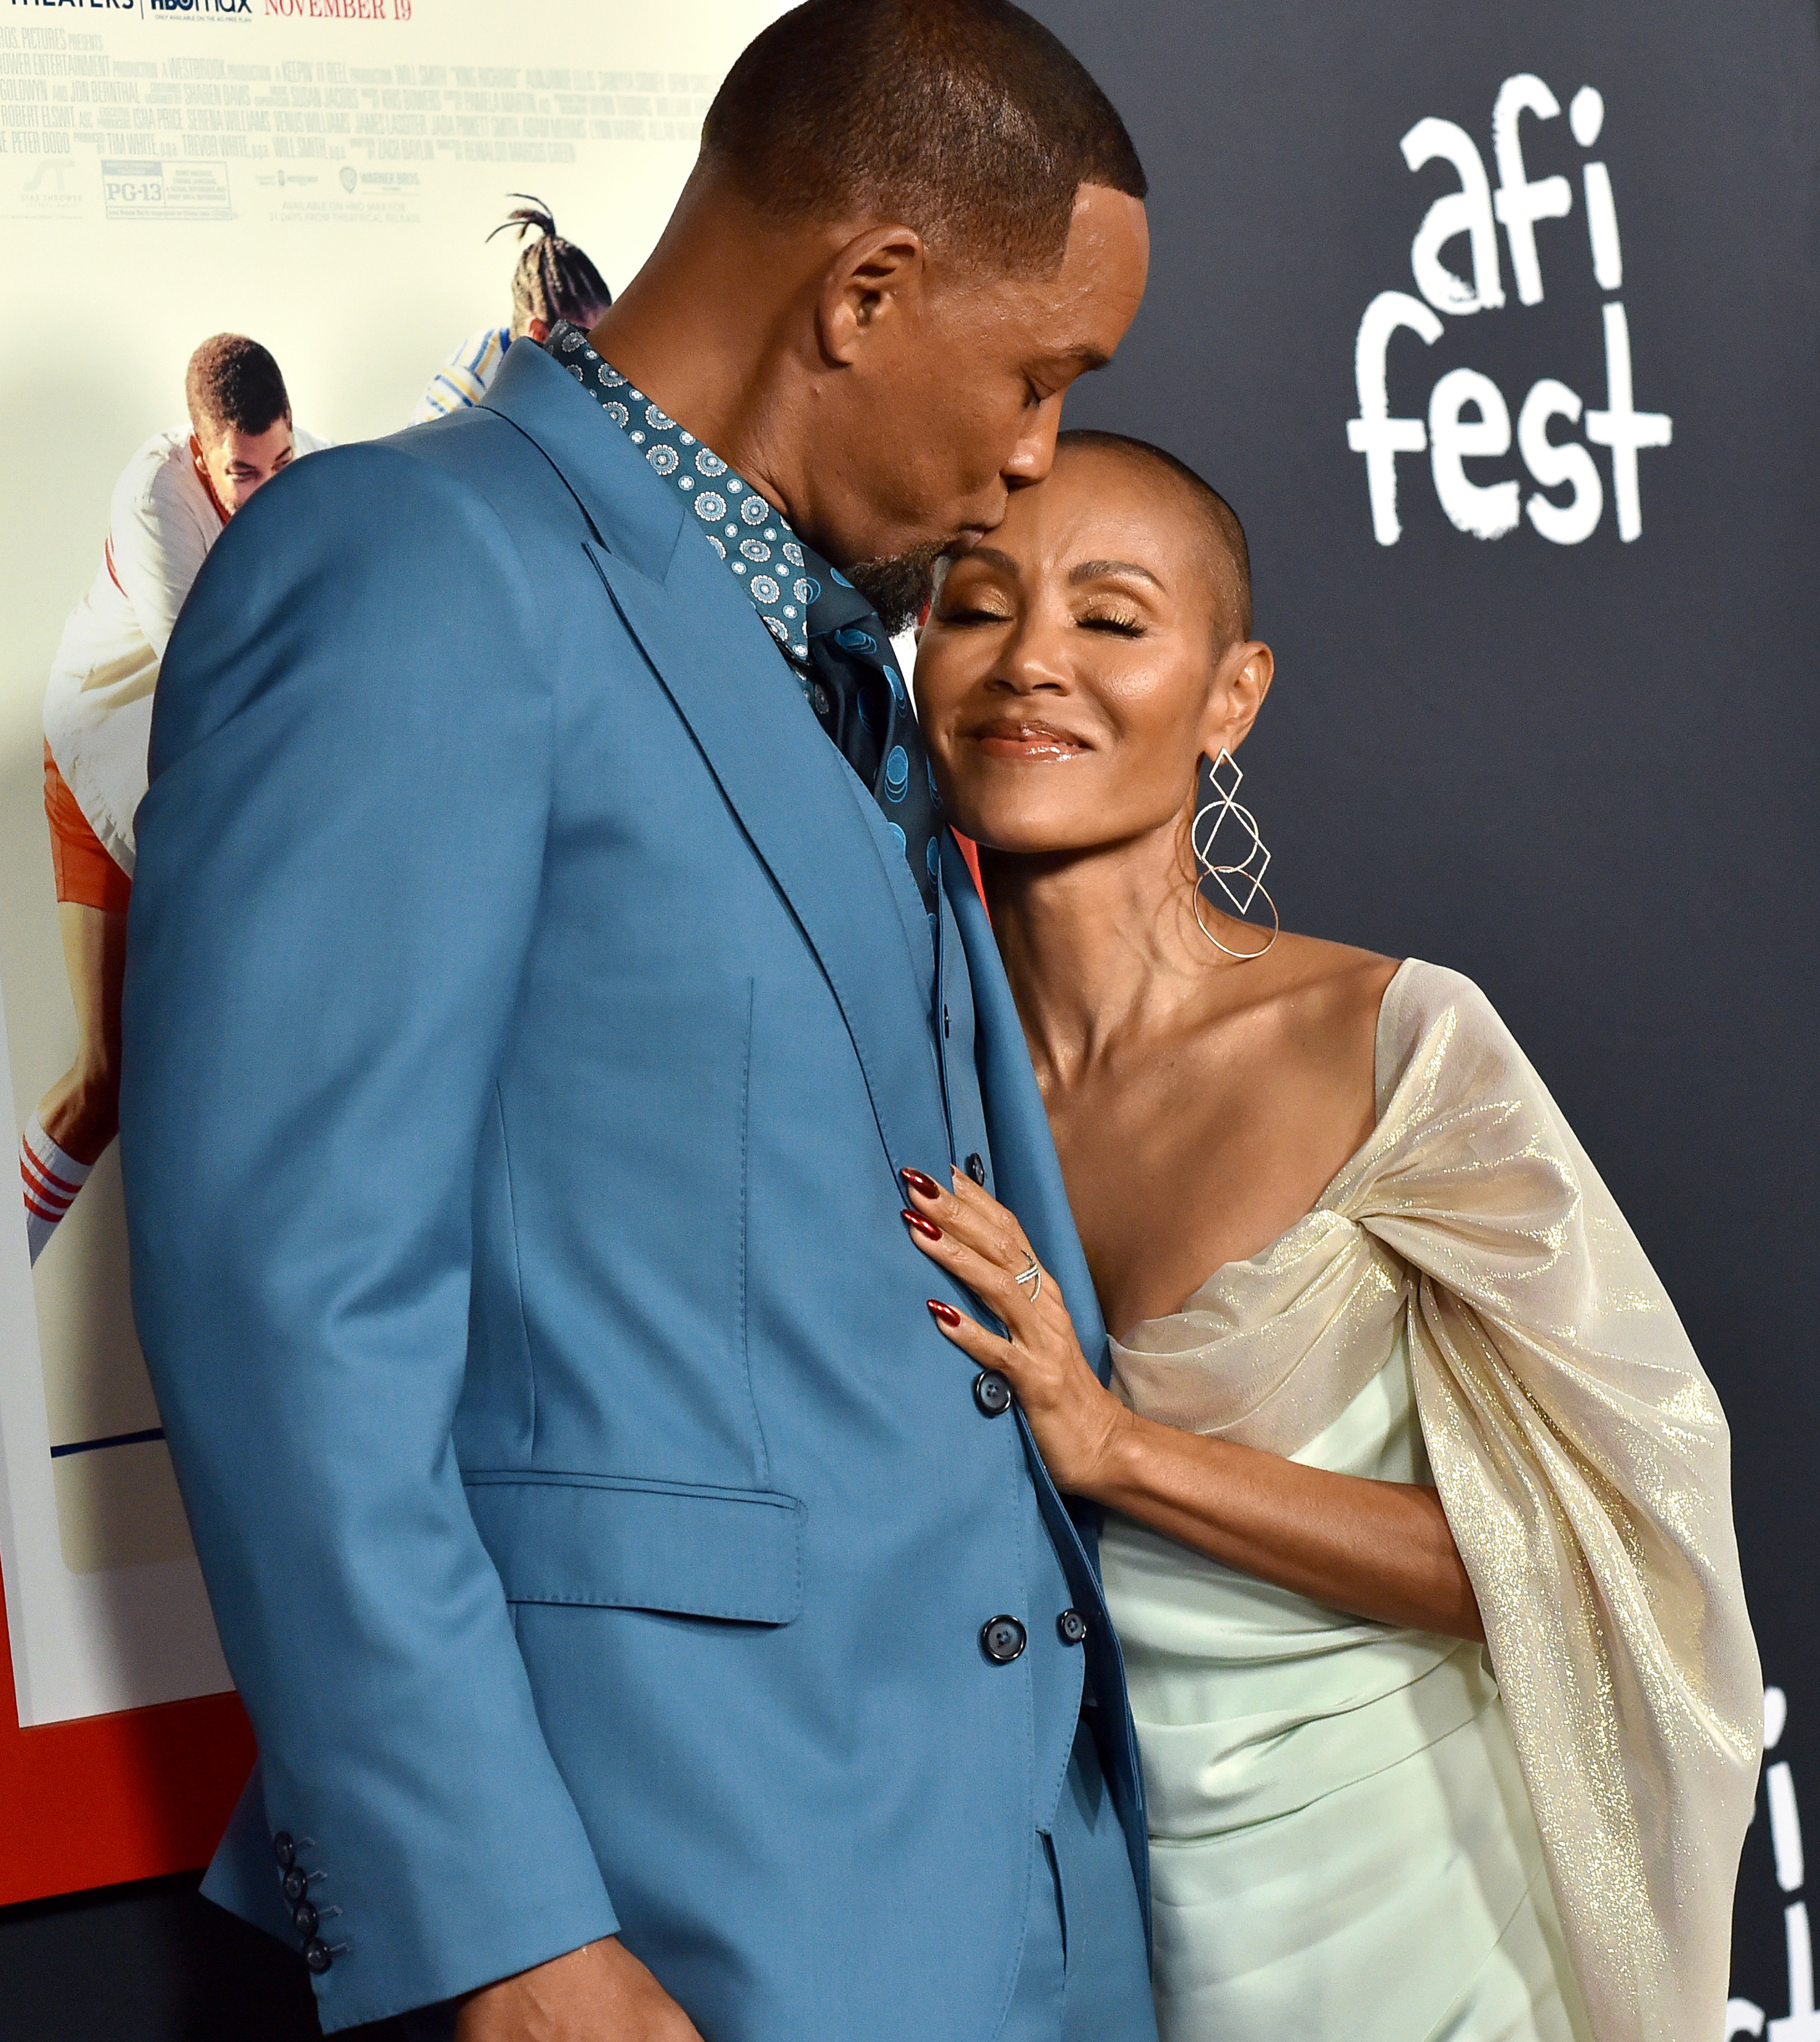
[816,223,926,367]
[1202,640,1275,758]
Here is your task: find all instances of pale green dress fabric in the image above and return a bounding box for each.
[1104,1338,1588,2041]
[1098,961,1759,2042]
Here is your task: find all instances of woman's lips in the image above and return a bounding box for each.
[970,721,1091,761]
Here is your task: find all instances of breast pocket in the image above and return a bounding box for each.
[495,970,763,1481]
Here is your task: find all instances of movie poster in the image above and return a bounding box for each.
[0,0,777,1728]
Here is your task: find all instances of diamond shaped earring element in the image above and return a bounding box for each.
[1191,749,1279,962]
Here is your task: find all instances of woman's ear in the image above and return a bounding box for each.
[1201,639,1274,758]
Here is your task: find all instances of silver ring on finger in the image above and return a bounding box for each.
[1014,1252,1043,1304]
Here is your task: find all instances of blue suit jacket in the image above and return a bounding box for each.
[120,337,1147,2035]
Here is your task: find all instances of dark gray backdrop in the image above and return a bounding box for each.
[1026,0,1819,2026]
[2,4,1814,2034]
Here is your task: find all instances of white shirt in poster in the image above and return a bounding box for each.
[42,426,327,874]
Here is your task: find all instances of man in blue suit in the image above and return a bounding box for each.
[121,3,1154,2036]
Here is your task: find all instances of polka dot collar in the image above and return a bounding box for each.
[547,320,813,664]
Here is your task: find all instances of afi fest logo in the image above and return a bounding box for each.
[1730,1686,1818,2042]
[1347,74,1669,547]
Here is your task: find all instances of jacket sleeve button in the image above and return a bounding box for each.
[283,1868,310,1905]
[1057,1608,1089,1645]
[272,1832,295,1870]
[292,1901,319,1937]
[965,1152,987,1185]
[303,1939,334,1976]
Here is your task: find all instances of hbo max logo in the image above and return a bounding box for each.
[1347,74,1669,547]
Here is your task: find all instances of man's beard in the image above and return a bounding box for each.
[843,541,950,634]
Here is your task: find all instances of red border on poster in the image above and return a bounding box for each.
[0,1566,252,1906]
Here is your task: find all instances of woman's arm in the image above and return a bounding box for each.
[1087,1415,1482,1639]
[902,1166,1483,1642]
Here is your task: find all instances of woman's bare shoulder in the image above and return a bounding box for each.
[1187,931,1402,1128]
[1256,932,1403,1045]
[1270,930,1402,993]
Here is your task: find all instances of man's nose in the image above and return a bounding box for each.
[1002,395,1064,490]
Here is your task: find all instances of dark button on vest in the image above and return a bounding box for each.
[981,1615,1027,1664]
[973,1369,1013,1418]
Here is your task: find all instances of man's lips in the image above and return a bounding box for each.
[969,720,1092,761]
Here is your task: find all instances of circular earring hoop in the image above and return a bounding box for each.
[1191,748,1279,963]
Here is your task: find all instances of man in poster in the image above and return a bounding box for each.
[120,3,1153,2038]
[24,335,323,1262]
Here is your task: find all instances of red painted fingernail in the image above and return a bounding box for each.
[902,1208,943,1242]
[901,1168,941,1198]
[928,1299,962,1327]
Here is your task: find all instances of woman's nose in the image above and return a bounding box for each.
[992,615,1071,694]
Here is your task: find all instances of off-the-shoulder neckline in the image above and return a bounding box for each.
[1112,954,1428,1345]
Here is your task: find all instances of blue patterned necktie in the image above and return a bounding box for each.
[543,320,943,921]
[793,547,944,921]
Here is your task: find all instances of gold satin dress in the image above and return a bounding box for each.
[1099,961,1761,2042]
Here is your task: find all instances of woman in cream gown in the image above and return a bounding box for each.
[901,431,1761,2042]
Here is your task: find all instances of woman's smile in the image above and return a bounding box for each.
[968,715,1094,761]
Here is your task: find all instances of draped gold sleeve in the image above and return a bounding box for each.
[1359,963,1759,2042]
[1108,958,1759,2042]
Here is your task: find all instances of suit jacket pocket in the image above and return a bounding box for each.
[464,1470,804,1624]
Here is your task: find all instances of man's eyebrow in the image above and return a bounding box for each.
[1035,345,1112,380]
[1070,558,1164,589]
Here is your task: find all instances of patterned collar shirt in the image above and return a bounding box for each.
[544,320,945,925]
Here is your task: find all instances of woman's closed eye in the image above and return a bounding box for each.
[938,603,1015,627]
[1077,607,1144,636]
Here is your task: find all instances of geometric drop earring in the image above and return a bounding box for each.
[1190,747,1280,962]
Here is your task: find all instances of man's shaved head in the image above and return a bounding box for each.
[1055,429,1253,651]
[701,0,1147,274]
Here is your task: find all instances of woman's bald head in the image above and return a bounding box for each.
[1052,431,1252,653]
[914,427,1273,865]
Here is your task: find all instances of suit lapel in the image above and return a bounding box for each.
[482,339,951,1183]
[944,838,1152,1932]
[942,834,1112,1383]
[590,537,952,1180]
[481,334,682,576]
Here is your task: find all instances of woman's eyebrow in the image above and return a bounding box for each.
[1069,558,1164,589]
[963,546,1020,573]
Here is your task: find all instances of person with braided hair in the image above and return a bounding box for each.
[411,196,612,422]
